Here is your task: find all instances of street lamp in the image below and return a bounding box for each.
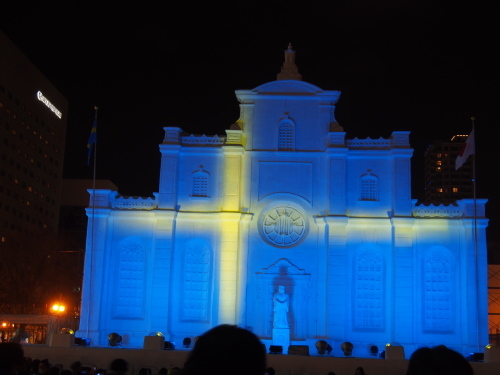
[49,302,68,340]
[51,303,66,313]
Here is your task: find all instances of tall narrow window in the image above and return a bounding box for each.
[192,169,209,197]
[355,250,383,329]
[115,240,145,318]
[278,118,295,151]
[182,240,211,321]
[424,249,452,331]
[360,170,378,201]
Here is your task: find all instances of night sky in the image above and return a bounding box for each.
[2,1,499,254]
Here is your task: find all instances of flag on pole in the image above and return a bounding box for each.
[455,128,475,170]
[87,119,97,165]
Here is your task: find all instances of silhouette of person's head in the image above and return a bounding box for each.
[70,361,82,375]
[406,346,473,375]
[0,342,25,375]
[109,359,128,375]
[355,367,365,375]
[182,325,266,375]
[39,360,50,375]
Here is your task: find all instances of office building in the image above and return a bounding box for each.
[424,134,474,203]
[0,30,68,240]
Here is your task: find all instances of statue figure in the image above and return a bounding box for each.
[273,285,290,328]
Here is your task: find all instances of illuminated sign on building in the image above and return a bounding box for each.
[37,91,62,119]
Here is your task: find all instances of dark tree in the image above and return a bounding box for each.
[0,230,82,315]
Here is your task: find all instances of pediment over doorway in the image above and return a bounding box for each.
[259,258,308,275]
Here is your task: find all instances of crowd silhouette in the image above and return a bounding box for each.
[0,325,475,375]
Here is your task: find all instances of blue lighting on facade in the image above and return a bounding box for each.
[77,48,488,358]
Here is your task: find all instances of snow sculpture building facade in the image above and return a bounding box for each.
[78,46,488,357]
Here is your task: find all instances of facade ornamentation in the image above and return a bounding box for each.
[261,258,306,275]
[112,195,157,210]
[261,206,306,247]
[181,134,225,145]
[347,137,392,148]
[412,203,462,218]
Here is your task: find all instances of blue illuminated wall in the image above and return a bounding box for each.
[77,73,488,358]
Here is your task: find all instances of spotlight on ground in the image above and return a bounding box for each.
[315,340,332,355]
[269,345,283,354]
[164,341,175,350]
[341,342,353,356]
[108,332,122,347]
[149,331,164,336]
[466,352,484,362]
[75,337,90,346]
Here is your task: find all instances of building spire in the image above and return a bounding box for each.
[277,43,302,81]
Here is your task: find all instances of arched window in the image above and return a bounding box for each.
[424,249,452,331]
[355,250,383,329]
[115,240,145,318]
[182,240,212,321]
[192,169,209,197]
[278,118,295,151]
[360,170,378,201]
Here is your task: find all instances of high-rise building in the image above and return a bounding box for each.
[424,134,474,203]
[0,30,68,240]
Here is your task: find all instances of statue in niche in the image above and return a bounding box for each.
[273,285,290,328]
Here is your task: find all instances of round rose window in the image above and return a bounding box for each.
[261,206,306,247]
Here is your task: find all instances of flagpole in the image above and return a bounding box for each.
[471,117,480,352]
[454,119,480,351]
[92,107,97,187]
[87,106,98,338]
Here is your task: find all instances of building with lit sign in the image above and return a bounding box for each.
[0,30,68,238]
[78,46,488,357]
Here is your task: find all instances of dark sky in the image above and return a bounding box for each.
[2,1,499,252]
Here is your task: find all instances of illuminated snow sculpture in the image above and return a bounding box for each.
[78,46,488,358]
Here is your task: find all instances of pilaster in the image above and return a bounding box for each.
[324,216,348,339]
[391,217,415,344]
[221,145,244,212]
[218,212,243,324]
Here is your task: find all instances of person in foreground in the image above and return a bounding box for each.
[406,345,473,375]
[181,325,266,375]
[0,342,25,375]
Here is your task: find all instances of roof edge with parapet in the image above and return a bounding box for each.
[236,80,341,102]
